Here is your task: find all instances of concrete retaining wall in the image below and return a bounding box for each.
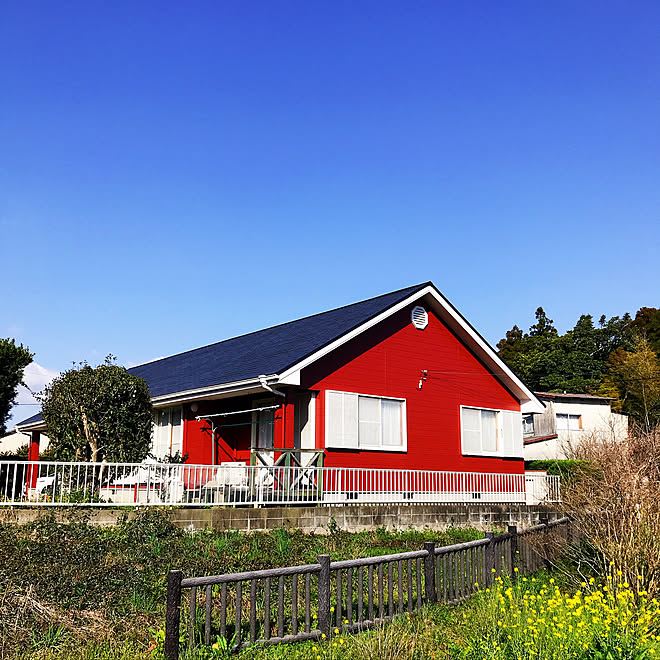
[0,503,560,533]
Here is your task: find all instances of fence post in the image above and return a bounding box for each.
[539,513,551,570]
[318,555,331,637]
[485,532,495,585]
[508,525,518,576]
[423,542,436,603]
[165,570,183,660]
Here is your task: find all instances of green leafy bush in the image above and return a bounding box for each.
[526,459,594,481]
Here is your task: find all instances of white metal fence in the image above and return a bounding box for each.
[0,461,560,507]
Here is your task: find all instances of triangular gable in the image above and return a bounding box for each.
[278,284,544,413]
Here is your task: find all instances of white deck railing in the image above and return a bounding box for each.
[0,460,560,507]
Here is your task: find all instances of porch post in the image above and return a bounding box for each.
[28,431,41,461]
[28,431,41,489]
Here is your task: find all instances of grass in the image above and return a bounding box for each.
[0,508,480,659]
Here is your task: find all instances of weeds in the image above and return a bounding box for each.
[0,510,477,657]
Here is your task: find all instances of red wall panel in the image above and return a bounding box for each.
[182,399,255,465]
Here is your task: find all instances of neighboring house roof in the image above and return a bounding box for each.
[14,412,43,427]
[534,392,614,402]
[14,411,45,431]
[17,282,544,431]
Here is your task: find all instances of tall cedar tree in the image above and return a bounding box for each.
[40,357,153,462]
[0,339,34,435]
[496,308,634,393]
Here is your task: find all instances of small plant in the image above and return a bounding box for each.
[31,623,65,650]
[327,516,339,535]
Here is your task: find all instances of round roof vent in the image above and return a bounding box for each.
[411,306,428,330]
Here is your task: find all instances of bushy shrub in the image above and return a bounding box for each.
[525,459,594,481]
[559,426,660,598]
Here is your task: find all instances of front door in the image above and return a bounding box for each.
[252,400,275,465]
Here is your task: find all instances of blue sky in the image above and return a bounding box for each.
[1,1,658,425]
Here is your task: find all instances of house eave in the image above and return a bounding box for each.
[150,374,281,407]
[14,420,47,433]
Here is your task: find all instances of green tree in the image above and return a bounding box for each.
[497,308,640,395]
[606,337,660,430]
[39,356,153,462]
[629,307,660,354]
[497,308,562,391]
[0,338,34,435]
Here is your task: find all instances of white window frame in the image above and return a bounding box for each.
[522,414,535,436]
[460,405,502,457]
[556,413,582,431]
[251,398,277,451]
[325,390,407,452]
[152,406,183,459]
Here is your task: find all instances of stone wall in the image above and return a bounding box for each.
[0,503,560,533]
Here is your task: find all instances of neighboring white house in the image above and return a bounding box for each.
[0,430,50,455]
[523,392,628,460]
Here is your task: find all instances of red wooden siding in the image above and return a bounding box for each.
[302,304,523,474]
[182,400,255,465]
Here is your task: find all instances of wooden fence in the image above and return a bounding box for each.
[164,516,569,658]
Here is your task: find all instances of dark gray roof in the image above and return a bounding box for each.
[17,283,429,427]
[129,283,430,398]
[15,412,43,427]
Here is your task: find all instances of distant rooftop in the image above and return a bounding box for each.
[534,391,613,402]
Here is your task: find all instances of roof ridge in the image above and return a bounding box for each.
[129,282,431,371]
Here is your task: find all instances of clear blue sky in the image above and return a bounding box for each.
[1,1,658,421]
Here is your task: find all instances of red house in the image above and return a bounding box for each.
[17,283,546,503]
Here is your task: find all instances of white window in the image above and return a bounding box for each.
[152,406,183,459]
[522,414,535,436]
[556,413,581,431]
[461,406,523,458]
[325,391,406,451]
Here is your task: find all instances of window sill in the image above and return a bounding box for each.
[326,446,408,453]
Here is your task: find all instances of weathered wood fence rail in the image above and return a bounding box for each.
[164,516,569,658]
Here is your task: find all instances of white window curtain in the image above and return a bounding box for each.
[382,399,403,448]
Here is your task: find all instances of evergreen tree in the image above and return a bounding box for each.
[0,339,34,435]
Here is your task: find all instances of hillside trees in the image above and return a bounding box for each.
[0,338,34,435]
[497,306,659,426]
[39,356,153,462]
[601,338,660,430]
